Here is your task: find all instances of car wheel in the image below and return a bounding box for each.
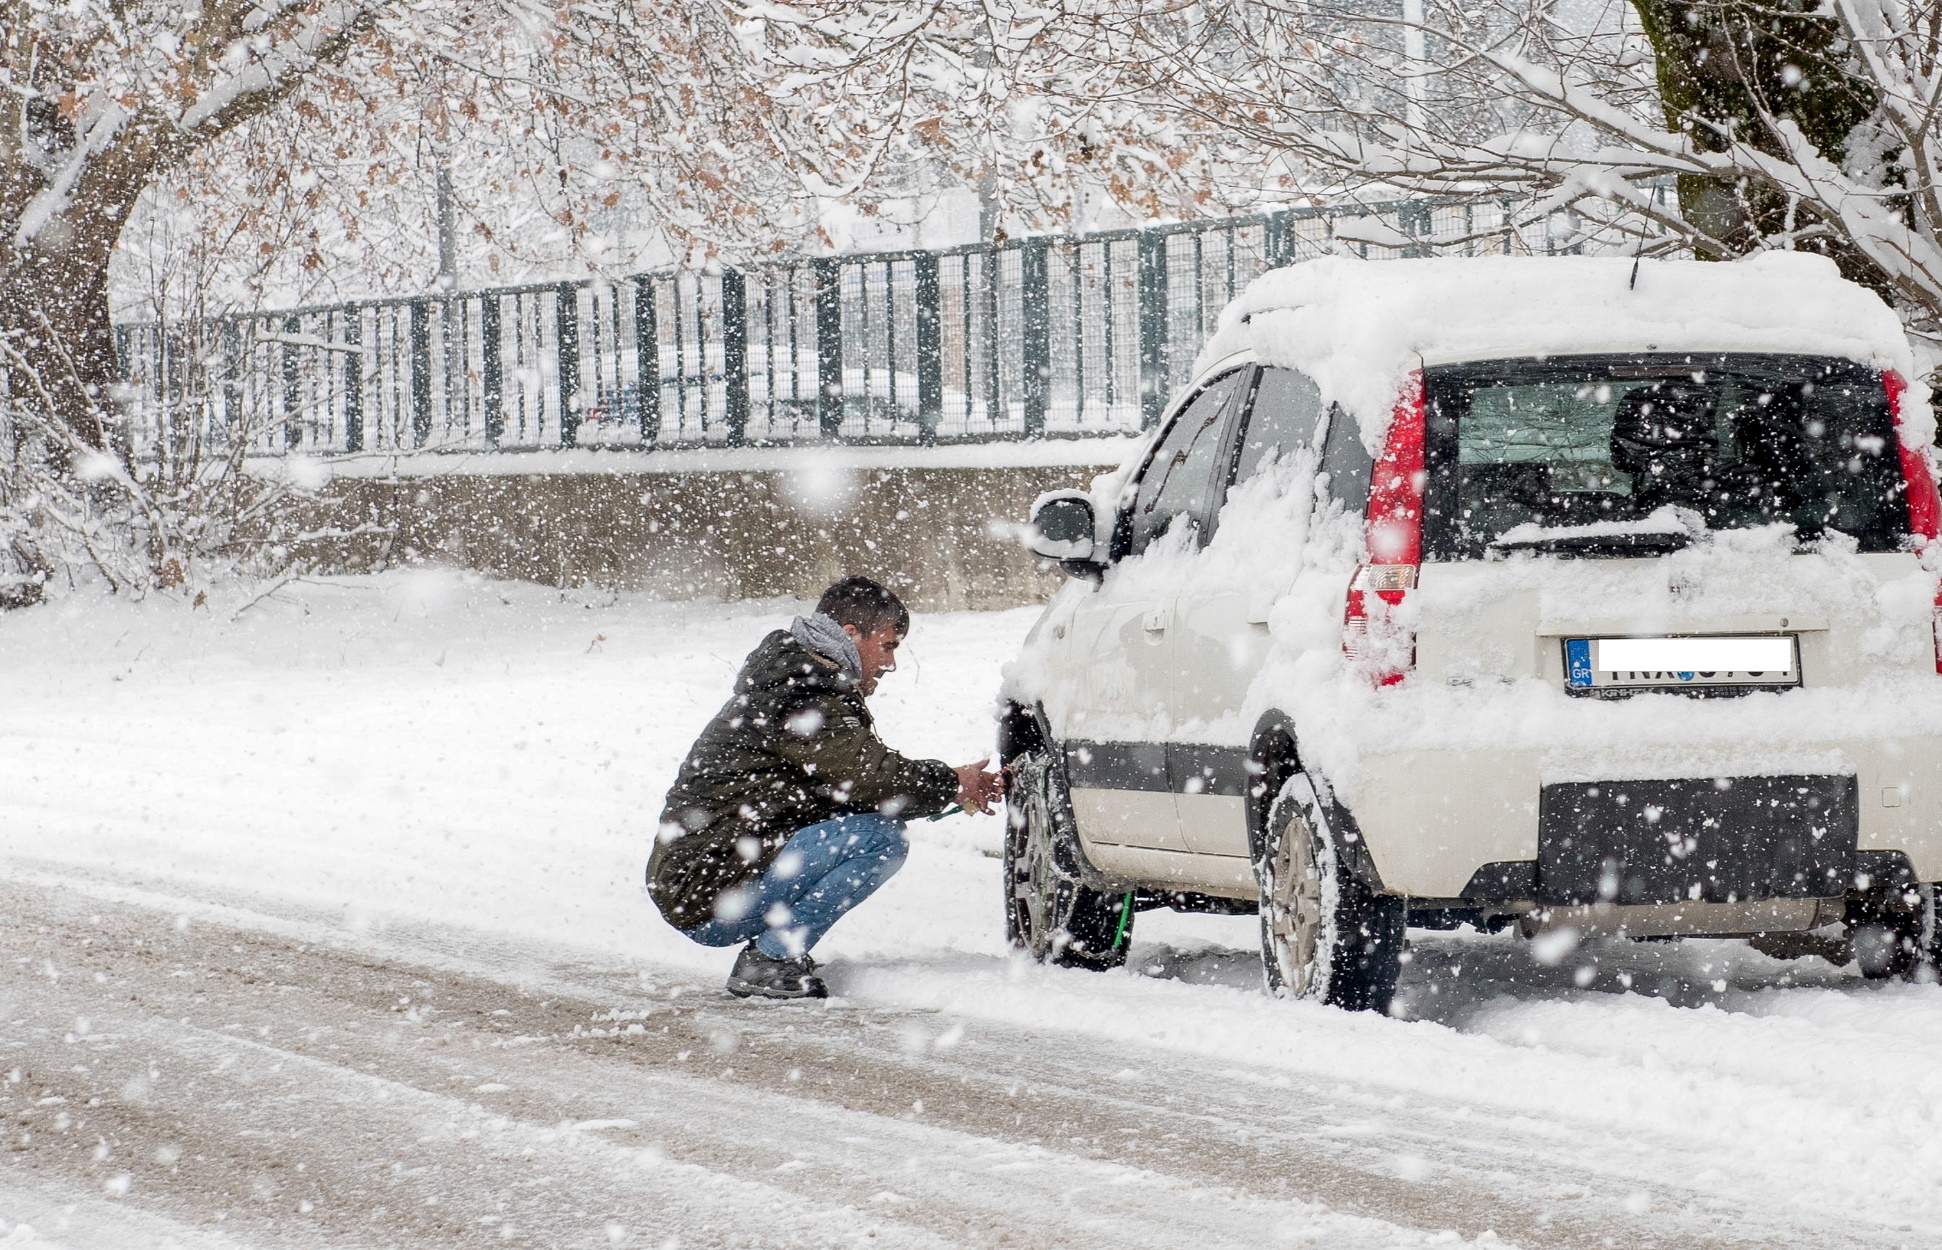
[1257,771,1404,1012]
[1004,749,1134,971]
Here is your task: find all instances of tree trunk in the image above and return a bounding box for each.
[0,8,371,476]
[0,213,120,463]
[0,105,161,471]
[1631,0,1892,289]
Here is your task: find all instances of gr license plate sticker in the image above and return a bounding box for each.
[1564,638,1594,687]
[1562,635,1799,689]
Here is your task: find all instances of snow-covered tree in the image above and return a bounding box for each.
[2,0,832,458]
[1,0,928,592]
[1068,0,1942,341]
[1,0,380,457]
[732,1,1306,232]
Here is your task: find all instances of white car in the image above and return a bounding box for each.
[999,253,1942,1013]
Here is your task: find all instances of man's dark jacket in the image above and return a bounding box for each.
[647,629,959,930]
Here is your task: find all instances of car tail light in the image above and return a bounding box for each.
[1344,371,1426,686]
[1887,371,1940,541]
[1886,370,1942,674]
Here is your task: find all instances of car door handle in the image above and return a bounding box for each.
[1143,606,1169,634]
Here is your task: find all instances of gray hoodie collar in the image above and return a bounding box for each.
[789,613,862,686]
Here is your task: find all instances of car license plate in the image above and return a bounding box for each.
[1563,636,1799,691]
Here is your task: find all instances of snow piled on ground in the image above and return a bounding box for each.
[3,570,1942,1240]
[0,571,1021,979]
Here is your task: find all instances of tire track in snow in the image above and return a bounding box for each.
[0,879,1484,1249]
[0,875,1903,1249]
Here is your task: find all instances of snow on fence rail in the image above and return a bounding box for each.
[114,197,1551,457]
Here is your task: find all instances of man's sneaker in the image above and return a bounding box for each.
[725,942,827,1000]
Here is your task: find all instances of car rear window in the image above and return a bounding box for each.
[1421,354,1908,558]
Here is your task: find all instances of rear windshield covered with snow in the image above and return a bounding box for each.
[1421,354,1907,559]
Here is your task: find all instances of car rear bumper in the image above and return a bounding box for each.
[1351,737,1942,899]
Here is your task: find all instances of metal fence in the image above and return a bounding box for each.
[114,197,1543,457]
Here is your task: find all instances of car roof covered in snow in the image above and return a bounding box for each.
[1195,253,1921,453]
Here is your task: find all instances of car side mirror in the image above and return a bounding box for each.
[1025,491,1104,579]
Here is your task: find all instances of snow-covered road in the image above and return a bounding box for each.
[1,573,1938,1248]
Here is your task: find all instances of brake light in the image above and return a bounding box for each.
[1887,371,1940,541]
[1886,370,1942,675]
[1344,371,1426,686]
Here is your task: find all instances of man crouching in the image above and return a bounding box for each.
[647,576,1004,1000]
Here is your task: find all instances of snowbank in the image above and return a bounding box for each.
[1197,253,1926,453]
[0,572,1024,978]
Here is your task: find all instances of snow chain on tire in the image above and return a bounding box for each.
[1003,749,1133,972]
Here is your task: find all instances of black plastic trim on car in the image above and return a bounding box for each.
[1065,740,1168,792]
[996,699,1047,765]
[1239,716,1387,896]
[1063,739,1251,797]
[1170,742,1253,797]
[1461,860,1539,902]
[1536,774,1858,906]
[1853,849,1917,891]
[1461,846,1907,906]
[1312,780,1387,895]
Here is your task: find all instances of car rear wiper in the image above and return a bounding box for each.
[1487,530,1696,557]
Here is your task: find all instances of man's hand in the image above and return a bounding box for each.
[953,761,1005,815]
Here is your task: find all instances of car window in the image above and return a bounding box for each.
[1128,370,1246,556]
[1230,367,1325,488]
[1421,354,1905,558]
[1319,405,1374,514]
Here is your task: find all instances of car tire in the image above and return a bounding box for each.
[1852,922,1910,979]
[1849,883,1942,981]
[1256,771,1404,1012]
[1003,749,1133,971]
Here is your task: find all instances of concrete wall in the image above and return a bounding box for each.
[301,454,1119,610]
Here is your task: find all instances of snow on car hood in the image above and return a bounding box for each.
[1196,252,1928,456]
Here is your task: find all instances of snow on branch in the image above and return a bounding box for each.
[176,1,371,134]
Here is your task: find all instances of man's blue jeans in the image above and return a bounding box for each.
[685,813,909,960]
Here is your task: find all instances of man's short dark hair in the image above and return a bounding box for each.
[817,576,909,637]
